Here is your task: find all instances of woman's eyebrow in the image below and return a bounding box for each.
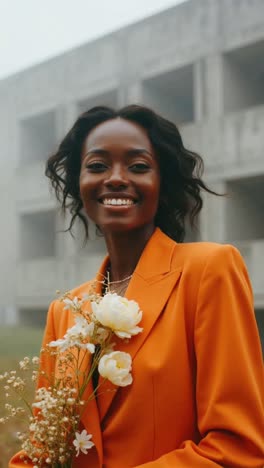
[84,148,153,157]
[126,148,153,157]
[84,148,108,157]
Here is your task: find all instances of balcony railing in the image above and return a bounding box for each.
[16,240,264,308]
[16,258,68,307]
[16,253,105,308]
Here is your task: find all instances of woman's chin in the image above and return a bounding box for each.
[99,221,155,237]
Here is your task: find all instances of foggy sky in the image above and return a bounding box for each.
[0,0,185,80]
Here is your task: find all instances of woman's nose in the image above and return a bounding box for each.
[104,165,128,188]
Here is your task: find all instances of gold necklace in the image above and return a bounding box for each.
[106,268,133,296]
[109,279,130,296]
[108,274,133,285]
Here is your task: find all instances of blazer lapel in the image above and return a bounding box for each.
[97,228,182,422]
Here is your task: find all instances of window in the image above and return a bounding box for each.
[19,210,56,260]
[223,40,264,113]
[142,64,194,124]
[20,110,56,164]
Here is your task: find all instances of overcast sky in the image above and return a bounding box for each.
[0,0,185,80]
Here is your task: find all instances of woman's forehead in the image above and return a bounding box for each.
[84,118,152,149]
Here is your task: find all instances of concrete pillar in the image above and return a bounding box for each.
[55,105,66,142]
[204,54,225,117]
[55,102,80,261]
[117,87,126,108]
[63,101,79,132]
[194,59,206,121]
[125,81,143,105]
[3,305,18,326]
[200,180,227,243]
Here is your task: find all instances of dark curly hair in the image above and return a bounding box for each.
[45,105,218,242]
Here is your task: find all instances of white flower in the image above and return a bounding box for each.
[66,398,75,405]
[73,429,94,456]
[82,293,91,301]
[96,326,110,343]
[48,337,73,352]
[49,337,95,353]
[31,357,39,365]
[92,293,143,339]
[98,351,132,387]
[84,343,95,354]
[48,337,69,351]
[19,357,30,370]
[63,296,82,311]
[49,315,94,352]
[70,315,94,338]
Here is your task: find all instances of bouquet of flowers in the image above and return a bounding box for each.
[0,288,143,467]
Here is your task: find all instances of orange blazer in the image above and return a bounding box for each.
[10,228,264,467]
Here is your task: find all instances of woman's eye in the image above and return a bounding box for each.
[86,162,107,172]
[130,163,150,172]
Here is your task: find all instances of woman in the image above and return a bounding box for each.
[10,105,264,467]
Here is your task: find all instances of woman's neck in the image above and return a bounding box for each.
[102,225,155,281]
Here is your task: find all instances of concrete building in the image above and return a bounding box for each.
[0,0,263,346]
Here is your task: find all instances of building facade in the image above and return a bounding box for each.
[0,0,263,345]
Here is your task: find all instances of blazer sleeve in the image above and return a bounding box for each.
[135,245,264,468]
[9,300,57,468]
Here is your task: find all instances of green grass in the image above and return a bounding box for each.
[0,326,43,360]
[0,326,44,467]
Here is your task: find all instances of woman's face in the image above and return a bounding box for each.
[79,118,160,235]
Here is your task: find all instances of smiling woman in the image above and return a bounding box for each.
[45,105,213,245]
[79,118,160,238]
[9,105,264,467]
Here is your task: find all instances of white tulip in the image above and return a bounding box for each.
[92,293,143,339]
[98,351,132,387]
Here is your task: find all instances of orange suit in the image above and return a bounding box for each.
[10,228,264,467]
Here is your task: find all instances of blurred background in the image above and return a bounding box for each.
[0,0,264,463]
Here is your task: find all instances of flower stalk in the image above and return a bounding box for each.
[0,290,143,467]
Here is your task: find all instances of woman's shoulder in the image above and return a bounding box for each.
[155,229,245,276]
[172,240,245,275]
[177,240,240,255]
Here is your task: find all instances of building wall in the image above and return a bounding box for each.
[0,0,263,341]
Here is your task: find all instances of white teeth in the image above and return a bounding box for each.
[102,198,134,206]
